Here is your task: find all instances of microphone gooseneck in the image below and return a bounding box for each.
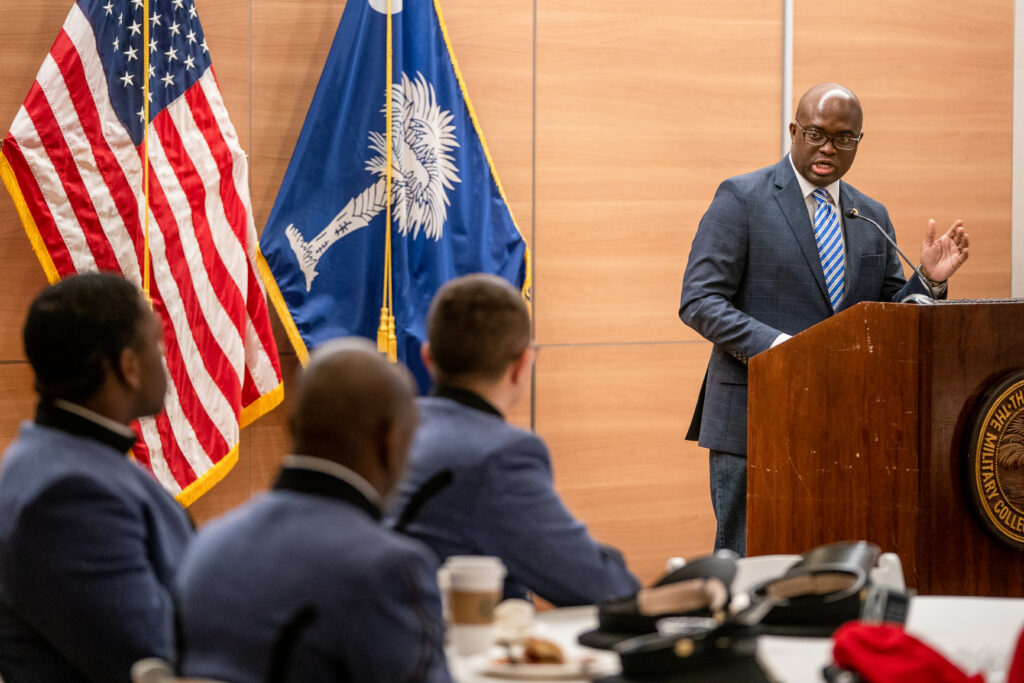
[843,208,932,294]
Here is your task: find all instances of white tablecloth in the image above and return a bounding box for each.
[449,596,1024,682]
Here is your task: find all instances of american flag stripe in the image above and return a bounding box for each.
[139,150,237,453]
[35,53,138,276]
[20,20,135,275]
[142,253,217,489]
[131,423,154,470]
[153,95,248,346]
[191,74,281,405]
[50,30,144,274]
[1,0,283,502]
[197,74,262,269]
[146,118,246,402]
[149,271,228,466]
[242,289,280,403]
[191,86,283,407]
[0,138,71,278]
[157,349,214,477]
[139,408,187,494]
[32,57,112,267]
[186,85,250,296]
[20,83,107,272]
[61,14,153,264]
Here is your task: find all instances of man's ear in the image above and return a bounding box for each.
[118,345,142,392]
[420,341,434,374]
[509,346,533,387]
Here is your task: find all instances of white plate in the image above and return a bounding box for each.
[473,654,617,680]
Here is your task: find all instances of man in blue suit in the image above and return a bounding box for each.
[388,274,640,606]
[175,338,451,682]
[680,83,970,556]
[0,273,194,683]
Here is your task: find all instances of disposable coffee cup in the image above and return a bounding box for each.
[443,555,507,655]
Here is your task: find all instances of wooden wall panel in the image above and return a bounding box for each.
[0,1,66,362]
[534,0,782,346]
[438,0,535,431]
[533,343,714,585]
[250,0,344,231]
[0,365,38,442]
[0,228,49,362]
[185,446,250,526]
[439,0,534,245]
[793,0,1012,299]
[197,0,251,153]
[246,354,299,493]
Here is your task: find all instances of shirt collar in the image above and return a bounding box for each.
[432,384,504,420]
[788,153,842,205]
[35,399,138,453]
[280,455,384,509]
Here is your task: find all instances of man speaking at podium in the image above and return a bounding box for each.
[679,82,969,556]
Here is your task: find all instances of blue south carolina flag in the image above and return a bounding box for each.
[259,0,531,389]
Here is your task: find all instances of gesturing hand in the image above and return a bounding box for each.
[919,219,968,283]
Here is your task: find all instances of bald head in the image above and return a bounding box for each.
[290,338,417,495]
[790,83,864,187]
[795,83,862,129]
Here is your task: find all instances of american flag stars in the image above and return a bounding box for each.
[90,0,211,145]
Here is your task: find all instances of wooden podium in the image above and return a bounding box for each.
[747,300,1024,596]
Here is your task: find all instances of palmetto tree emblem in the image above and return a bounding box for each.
[285,72,461,290]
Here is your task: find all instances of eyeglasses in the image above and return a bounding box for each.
[793,122,863,151]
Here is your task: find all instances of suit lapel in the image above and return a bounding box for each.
[773,160,831,305]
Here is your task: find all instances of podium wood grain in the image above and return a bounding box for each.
[748,301,1024,596]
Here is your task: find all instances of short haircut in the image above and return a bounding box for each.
[426,274,530,382]
[291,337,418,464]
[24,273,146,403]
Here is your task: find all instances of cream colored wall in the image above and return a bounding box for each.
[0,0,1012,585]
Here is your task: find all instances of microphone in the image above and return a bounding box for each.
[843,208,933,295]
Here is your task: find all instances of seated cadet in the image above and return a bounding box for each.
[175,338,451,682]
[387,273,640,606]
[0,273,193,683]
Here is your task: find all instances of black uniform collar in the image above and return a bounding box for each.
[273,466,382,521]
[433,384,503,420]
[34,400,137,454]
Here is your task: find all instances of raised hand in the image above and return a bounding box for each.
[919,219,968,283]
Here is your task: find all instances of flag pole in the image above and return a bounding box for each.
[142,0,152,303]
[378,0,397,361]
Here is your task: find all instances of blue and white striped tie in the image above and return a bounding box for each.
[812,188,845,310]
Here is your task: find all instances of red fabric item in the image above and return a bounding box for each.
[1007,627,1024,683]
[833,622,985,683]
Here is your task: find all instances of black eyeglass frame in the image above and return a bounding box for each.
[793,121,863,151]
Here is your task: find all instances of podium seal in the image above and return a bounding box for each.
[963,370,1024,550]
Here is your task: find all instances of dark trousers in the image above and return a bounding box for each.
[709,449,746,557]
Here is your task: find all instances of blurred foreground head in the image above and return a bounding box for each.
[289,337,418,496]
[24,272,166,423]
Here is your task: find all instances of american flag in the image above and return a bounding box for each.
[0,0,283,504]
